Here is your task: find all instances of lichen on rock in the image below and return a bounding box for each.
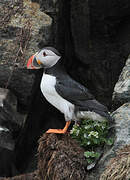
[0,0,52,67]
[113,55,130,108]
[111,103,130,146]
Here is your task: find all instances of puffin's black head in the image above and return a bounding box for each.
[27,47,61,69]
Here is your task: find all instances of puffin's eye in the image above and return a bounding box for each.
[43,52,47,56]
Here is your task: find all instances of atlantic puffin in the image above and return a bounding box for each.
[27,47,110,134]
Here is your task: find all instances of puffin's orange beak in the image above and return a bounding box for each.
[27,55,36,69]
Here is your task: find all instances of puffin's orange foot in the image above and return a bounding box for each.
[46,121,71,134]
[46,129,67,134]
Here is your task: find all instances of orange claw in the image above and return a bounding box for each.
[46,121,71,134]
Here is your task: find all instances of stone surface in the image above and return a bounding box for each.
[71,0,130,64]
[0,0,52,112]
[0,88,23,177]
[111,103,130,147]
[71,0,90,64]
[64,0,130,107]
[0,147,18,178]
[34,0,59,14]
[0,131,14,152]
[0,88,23,149]
[0,171,38,180]
[113,55,130,109]
[0,65,35,112]
[1,0,130,178]
[0,0,52,67]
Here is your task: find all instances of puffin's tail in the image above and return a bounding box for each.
[77,99,111,121]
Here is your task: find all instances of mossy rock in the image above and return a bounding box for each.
[37,133,87,180]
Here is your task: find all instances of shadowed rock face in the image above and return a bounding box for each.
[0,88,23,177]
[0,148,18,178]
[68,1,130,107]
[45,0,130,108]
[0,171,38,180]
[0,88,23,141]
[0,66,35,112]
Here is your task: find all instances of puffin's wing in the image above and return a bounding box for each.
[55,75,94,103]
[55,75,110,119]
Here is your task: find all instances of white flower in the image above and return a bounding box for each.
[84,126,88,129]
[88,131,99,138]
[70,130,73,134]
[84,125,90,129]
[102,126,105,129]
[70,128,75,134]
[88,131,94,137]
[84,133,87,138]
[76,130,80,136]
[87,141,90,145]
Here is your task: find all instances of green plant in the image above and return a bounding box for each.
[84,151,100,164]
[70,119,113,164]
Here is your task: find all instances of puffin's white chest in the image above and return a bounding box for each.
[40,73,56,95]
[40,73,75,120]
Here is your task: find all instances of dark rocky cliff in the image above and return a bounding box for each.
[0,0,130,179]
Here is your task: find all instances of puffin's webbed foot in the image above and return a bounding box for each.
[46,129,67,134]
[46,121,71,134]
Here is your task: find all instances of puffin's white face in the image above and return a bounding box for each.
[27,47,61,69]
